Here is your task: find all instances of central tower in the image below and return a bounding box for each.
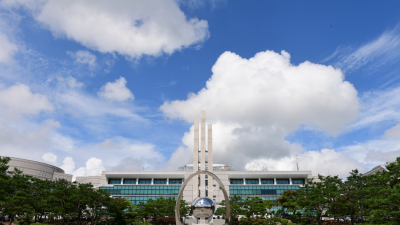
[193,111,213,200]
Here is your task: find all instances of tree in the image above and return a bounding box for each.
[321,175,343,222]
[137,197,189,224]
[275,190,301,216]
[242,196,268,218]
[366,157,400,225]
[339,169,368,225]
[297,175,327,225]
[47,179,76,224]
[218,195,244,223]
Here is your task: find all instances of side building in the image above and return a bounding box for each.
[5,157,73,181]
[76,111,313,206]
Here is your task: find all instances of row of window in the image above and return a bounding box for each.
[108,178,183,185]
[100,185,181,190]
[112,196,178,205]
[107,189,180,195]
[230,185,300,190]
[230,179,304,185]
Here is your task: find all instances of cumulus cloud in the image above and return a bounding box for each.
[161,50,360,170]
[0,33,18,64]
[68,50,96,69]
[6,0,209,59]
[245,149,367,178]
[384,124,400,139]
[60,156,105,180]
[60,157,75,174]
[97,77,134,101]
[42,152,57,165]
[0,83,54,114]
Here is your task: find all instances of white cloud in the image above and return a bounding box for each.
[60,156,75,174]
[7,0,209,59]
[327,25,400,72]
[161,50,360,170]
[60,156,104,180]
[340,138,400,169]
[0,33,18,64]
[384,124,400,139]
[0,83,54,114]
[68,50,96,69]
[42,152,57,165]
[97,77,134,102]
[245,149,367,178]
[349,86,400,131]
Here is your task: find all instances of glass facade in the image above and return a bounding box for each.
[229,185,300,196]
[100,185,181,205]
[154,179,167,184]
[230,179,244,184]
[169,179,182,184]
[246,179,259,184]
[276,179,290,184]
[261,179,274,184]
[292,179,305,184]
[112,196,178,205]
[139,179,151,184]
[108,179,121,184]
[123,179,136,184]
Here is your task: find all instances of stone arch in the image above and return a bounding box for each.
[175,170,231,225]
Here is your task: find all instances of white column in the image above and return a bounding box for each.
[136,178,139,185]
[259,178,261,185]
[289,178,292,185]
[121,178,124,185]
[274,178,277,185]
[200,111,206,197]
[151,178,154,185]
[167,178,169,185]
[193,118,199,200]
[243,178,246,185]
[208,124,213,199]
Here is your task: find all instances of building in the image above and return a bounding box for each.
[364,161,393,176]
[5,157,73,181]
[76,111,313,206]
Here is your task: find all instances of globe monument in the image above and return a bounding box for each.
[175,111,231,225]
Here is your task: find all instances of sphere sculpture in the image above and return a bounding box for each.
[191,197,215,221]
[175,170,230,225]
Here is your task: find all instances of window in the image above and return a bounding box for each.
[154,179,167,184]
[261,179,274,184]
[123,179,136,184]
[276,179,289,184]
[108,179,121,184]
[139,179,151,184]
[205,180,208,186]
[246,179,259,184]
[230,179,244,184]
[169,179,182,184]
[292,179,305,184]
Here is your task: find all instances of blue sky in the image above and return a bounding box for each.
[1,0,400,179]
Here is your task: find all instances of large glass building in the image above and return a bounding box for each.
[76,111,313,206]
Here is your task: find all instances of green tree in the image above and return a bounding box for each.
[366,157,400,224]
[275,190,301,216]
[321,175,343,222]
[339,169,368,225]
[137,197,189,224]
[242,196,268,218]
[47,179,76,224]
[297,175,327,225]
[219,195,244,224]
[86,188,113,225]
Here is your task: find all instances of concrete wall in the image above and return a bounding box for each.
[5,157,72,182]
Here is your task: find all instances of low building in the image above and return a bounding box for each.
[6,157,73,181]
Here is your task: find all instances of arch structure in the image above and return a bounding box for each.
[175,170,231,225]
